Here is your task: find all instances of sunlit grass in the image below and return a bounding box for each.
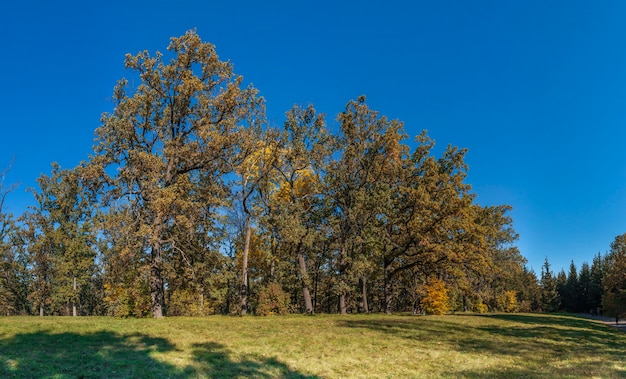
[0,313,624,378]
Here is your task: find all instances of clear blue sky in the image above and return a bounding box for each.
[2,0,626,273]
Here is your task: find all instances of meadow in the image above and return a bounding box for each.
[0,313,624,378]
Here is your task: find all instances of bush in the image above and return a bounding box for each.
[473,301,489,313]
[420,278,450,315]
[496,290,519,313]
[256,282,291,316]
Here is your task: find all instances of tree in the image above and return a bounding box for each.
[540,257,559,312]
[0,162,29,315]
[232,128,279,315]
[269,104,331,315]
[517,266,541,312]
[420,277,450,315]
[602,234,626,321]
[21,164,97,316]
[89,30,263,317]
[588,252,604,313]
[375,132,475,314]
[325,96,406,314]
[562,261,579,312]
[577,262,591,313]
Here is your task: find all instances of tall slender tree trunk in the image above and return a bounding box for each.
[297,247,314,315]
[39,303,44,317]
[339,246,348,314]
[150,242,165,318]
[240,212,252,315]
[313,257,321,312]
[72,276,77,317]
[384,261,394,315]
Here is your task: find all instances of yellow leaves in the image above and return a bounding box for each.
[419,277,450,315]
[237,142,277,179]
[272,168,318,205]
[496,290,519,313]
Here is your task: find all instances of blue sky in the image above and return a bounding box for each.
[2,0,626,273]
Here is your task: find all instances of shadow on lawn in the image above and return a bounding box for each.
[191,342,319,379]
[337,313,626,378]
[0,331,317,379]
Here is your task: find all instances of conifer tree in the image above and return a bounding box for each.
[540,257,560,312]
[602,234,626,321]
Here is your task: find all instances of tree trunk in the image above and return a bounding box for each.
[150,243,165,318]
[339,294,347,314]
[313,257,321,312]
[384,262,394,315]
[360,276,369,313]
[240,212,252,315]
[339,246,348,315]
[72,276,77,317]
[297,249,314,315]
[39,303,44,317]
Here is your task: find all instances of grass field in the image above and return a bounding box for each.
[0,313,624,378]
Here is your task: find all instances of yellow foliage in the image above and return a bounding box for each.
[273,168,317,204]
[496,290,519,313]
[420,278,450,315]
[238,143,277,180]
[473,301,489,313]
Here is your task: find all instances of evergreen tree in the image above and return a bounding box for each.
[588,252,604,313]
[578,262,591,313]
[540,257,559,312]
[564,261,579,312]
[602,234,626,321]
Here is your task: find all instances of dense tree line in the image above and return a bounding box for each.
[537,234,626,321]
[3,31,619,319]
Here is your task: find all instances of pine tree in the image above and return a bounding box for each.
[602,234,626,321]
[540,257,560,312]
[588,252,604,313]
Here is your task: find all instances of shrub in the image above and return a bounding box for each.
[496,290,519,313]
[420,278,450,315]
[256,282,291,316]
[473,301,489,313]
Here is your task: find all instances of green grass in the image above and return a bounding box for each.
[0,313,624,378]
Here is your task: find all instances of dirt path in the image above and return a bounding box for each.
[574,313,626,332]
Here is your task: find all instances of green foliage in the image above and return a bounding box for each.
[256,282,291,316]
[540,257,560,312]
[602,234,626,319]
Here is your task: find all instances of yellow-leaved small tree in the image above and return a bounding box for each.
[420,278,450,315]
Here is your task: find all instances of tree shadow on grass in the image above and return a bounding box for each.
[0,330,179,378]
[337,314,626,378]
[190,342,320,379]
[0,331,319,379]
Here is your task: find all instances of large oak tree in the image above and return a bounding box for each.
[90,31,263,317]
